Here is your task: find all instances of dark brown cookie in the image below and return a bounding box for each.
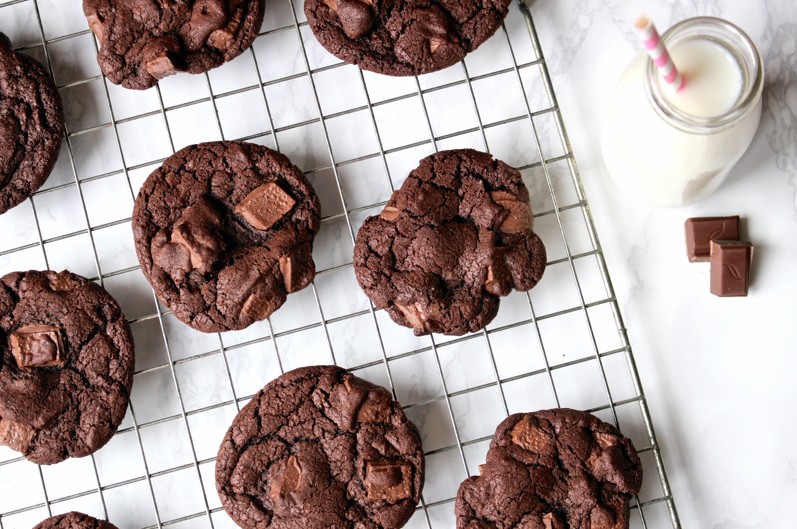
[353,149,546,336]
[83,0,265,90]
[305,0,512,76]
[0,270,135,465]
[216,365,424,529]
[132,141,320,333]
[0,32,65,215]
[33,512,119,529]
[456,410,643,529]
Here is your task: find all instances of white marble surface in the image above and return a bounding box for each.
[530,0,797,527]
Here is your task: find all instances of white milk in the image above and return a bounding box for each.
[602,18,763,207]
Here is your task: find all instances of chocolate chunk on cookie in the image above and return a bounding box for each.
[132,141,320,333]
[305,0,512,76]
[216,365,424,529]
[456,410,643,529]
[354,149,546,336]
[33,512,119,529]
[0,270,134,465]
[83,0,265,90]
[0,33,65,215]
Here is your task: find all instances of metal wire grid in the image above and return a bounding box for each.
[0,0,680,528]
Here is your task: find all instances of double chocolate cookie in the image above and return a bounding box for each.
[132,141,320,333]
[0,270,134,465]
[83,0,265,90]
[305,0,512,76]
[33,512,119,529]
[354,149,546,336]
[216,365,424,529]
[0,33,65,215]
[456,410,643,529]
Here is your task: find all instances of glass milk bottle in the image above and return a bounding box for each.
[602,17,764,207]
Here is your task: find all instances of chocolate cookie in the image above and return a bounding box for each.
[305,0,512,76]
[33,512,119,529]
[353,149,546,336]
[0,33,65,215]
[216,365,424,529]
[83,0,265,90]
[132,141,320,333]
[456,410,643,529]
[0,270,135,465]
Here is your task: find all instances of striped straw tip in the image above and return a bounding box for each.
[634,14,652,31]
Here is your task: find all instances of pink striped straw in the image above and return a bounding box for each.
[634,14,686,91]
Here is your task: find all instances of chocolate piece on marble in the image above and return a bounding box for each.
[710,240,753,297]
[685,216,740,262]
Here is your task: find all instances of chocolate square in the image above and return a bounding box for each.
[685,216,740,262]
[710,240,753,297]
[235,182,296,231]
[365,460,413,501]
[9,324,65,368]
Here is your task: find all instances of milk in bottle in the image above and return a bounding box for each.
[602,18,764,207]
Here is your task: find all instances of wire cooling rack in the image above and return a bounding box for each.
[0,1,680,528]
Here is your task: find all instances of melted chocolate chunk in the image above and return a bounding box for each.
[9,324,64,368]
[365,460,413,502]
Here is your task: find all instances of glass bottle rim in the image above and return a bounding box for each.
[644,16,764,134]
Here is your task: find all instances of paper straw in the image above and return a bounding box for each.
[634,14,686,91]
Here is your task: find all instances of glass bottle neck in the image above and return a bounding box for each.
[644,17,763,134]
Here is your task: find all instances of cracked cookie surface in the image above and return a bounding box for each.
[33,512,119,529]
[0,270,134,465]
[132,141,320,333]
[83,0,265,90]
[0,33,65,215]
[305,0,512,76]
[353,149,546,336]
[216,365,424,529]
[456,410,643,529]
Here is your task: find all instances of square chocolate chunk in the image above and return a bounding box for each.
[685,216,740,262]
[9,324,65,368]
[235,182,296,231]
[365,460,412,501]
[710,240,753,297]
